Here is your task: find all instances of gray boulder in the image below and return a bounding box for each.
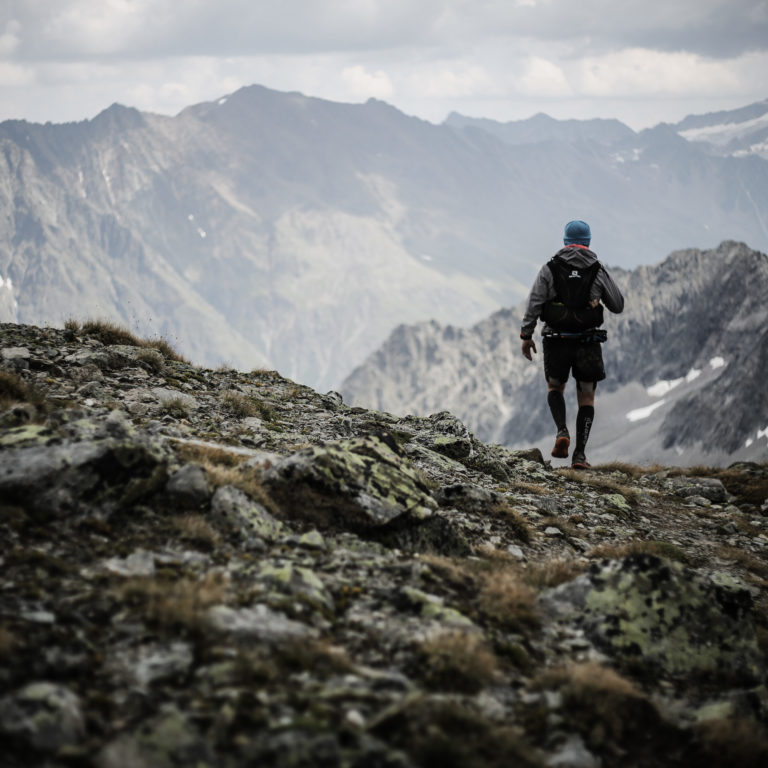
[542,555,765,684]
[0,682,85,752]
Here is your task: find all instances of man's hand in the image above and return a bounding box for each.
[521,338,537,360]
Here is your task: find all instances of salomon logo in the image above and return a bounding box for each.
[568,270,580,279]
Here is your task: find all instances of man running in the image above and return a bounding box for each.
[519,220,624,468]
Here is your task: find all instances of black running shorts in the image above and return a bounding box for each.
[543,338,606,385]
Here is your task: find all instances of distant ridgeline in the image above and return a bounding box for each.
[1,86,768,393]
[342,241,768,467]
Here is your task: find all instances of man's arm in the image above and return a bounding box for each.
[595,266,624,314]
[520,265,554,337]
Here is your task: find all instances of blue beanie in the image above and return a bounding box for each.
[564,220,591,246]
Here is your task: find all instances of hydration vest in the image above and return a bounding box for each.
[541,253,604,332]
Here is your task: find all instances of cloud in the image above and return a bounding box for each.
[0,1,766,129]
[441,0,768,59]
[4,0,767,62]
[578,48,742,97]
[406,63,495,99]
[0,20,22,56]
[341,65,394,101]
[0,61,34,88]
[517,57,571,97]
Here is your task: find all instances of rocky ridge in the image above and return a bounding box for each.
[342,241,768,465]
[3,87,768,391]
[2,321,768,767]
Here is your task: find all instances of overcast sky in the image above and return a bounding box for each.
[1,0,767,129]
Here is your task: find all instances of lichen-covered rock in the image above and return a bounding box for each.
[434,483,502,512]
[263,436,437,530]
[97,705,210,768]
[399,586,475,627]
[0,427,170,518]
[210,485,285,547]
[0,682,85,752]
[3,321,768,768]
[254,561,335,615]
[542,555,765,684]
[206,604,318,641]
[165,463,211,507]
[669,476,728,503]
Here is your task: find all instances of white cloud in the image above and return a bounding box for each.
[341,65,394,101]
[0,20,22,56]
[578,48,741,97]
[0,61,34,88]
[517,57,571,96]
[0,1,767,128]
[407,64,495,99]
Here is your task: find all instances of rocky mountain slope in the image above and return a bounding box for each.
[672,97,768,160]
[2,86,768,391]
[2,320,768,767]
[341,241,768,467]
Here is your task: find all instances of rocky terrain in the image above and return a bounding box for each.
[2,320,768,767]
[342,241,768,467]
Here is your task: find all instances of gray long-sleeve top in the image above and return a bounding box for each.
[520,245,625,337]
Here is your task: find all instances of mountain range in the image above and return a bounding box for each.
[342,240,768,466]
[1,86,767,391]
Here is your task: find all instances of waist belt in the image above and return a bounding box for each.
[543,329,608,343]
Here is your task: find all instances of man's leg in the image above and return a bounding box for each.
[547,379,570,457]
[572,381,596,468]
[543,337,573,458]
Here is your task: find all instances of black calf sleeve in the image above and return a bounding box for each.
[547,390,567,431]
[575,405,595,453]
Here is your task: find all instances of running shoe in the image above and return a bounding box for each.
[571,450,591,469]
[551,427,570,458]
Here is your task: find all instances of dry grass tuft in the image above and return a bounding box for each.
[135,348,165,373]
[502,481,554,496]
[220,391,259,418]
[532,662,660,752]
[417,631,500,693]
[171,514,219,546]
[174,442,246,468]
[275,638,354,675]
[591,461,664,479]
[172,441,279,514]
[691,717,768,767]
[119,571,227,631]
[478,568,539,632]
[0,370,48,411]
[588,540,689,564]
[162,396,190,419]
[490,501,531,543]
[73,318,188,362]
[524,558,586,589]
[369,697,541,768]
[716,546,768,580]
[556,468,643,504]
[661,463,768,507]
[420,554,481,588]
[537,661,642,698]
[203,463,281,517]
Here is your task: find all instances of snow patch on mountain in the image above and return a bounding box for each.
[0,274,18,322]
[679,112,768,145]
[627,399,667,422]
